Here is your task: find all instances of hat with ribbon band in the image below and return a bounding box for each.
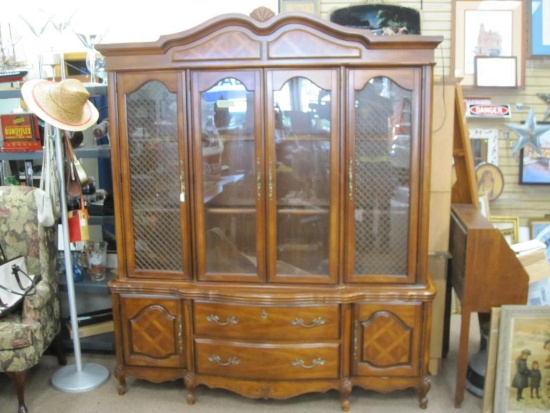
[21,79,99,132]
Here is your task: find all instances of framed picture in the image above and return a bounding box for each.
[454,1,525,88]
[474,56,517,87]
[482,307,501,413]
[529,218,550,262]
[63,52,90,82]
[476,162,504,201]
[490,216,520,245]
[494,305,550,412]
[279,0,319,14]
[469,128,499,165]
[478,194,491,218]
[530,0,550,56]
[519,127,550,184]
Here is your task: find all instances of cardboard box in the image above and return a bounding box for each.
[0,113,41,152]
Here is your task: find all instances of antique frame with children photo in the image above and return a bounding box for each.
[494,305,550,412]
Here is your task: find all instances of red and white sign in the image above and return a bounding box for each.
[466,103,512,118]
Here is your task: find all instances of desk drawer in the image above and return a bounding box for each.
[195,339,340,380]
[194,302,339,340]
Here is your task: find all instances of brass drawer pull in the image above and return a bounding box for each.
[208,355,240,366]
[291,317,326,328]
[291,358,325,369]
[206,314,239,326]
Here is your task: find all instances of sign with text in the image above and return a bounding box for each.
[0,114,41,152]
[466,103,512,118]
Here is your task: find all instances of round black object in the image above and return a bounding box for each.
[70,131,84,147]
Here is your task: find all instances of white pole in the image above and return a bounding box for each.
[52,125,83,371]
[50,124,110,392]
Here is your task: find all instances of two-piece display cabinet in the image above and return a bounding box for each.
[98,8,442,410]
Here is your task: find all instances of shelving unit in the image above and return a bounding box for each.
[58,271,116,352]
[0,83,114,355]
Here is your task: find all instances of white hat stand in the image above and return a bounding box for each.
[50,125,110,392]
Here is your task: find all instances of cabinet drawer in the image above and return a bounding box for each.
[194,302,339,340]
[195,339,340,380]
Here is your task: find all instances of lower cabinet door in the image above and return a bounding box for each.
[119,294,186,368]
[352,302,423,377]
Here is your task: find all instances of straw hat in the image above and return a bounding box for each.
[21,79,99,131]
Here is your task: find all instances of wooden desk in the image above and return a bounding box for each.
[449,204,529,407]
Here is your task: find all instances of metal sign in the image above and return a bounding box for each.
[467,103,512,118]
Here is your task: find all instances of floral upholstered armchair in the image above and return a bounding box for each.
[0,186,65,413]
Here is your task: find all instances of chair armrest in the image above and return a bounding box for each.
[22,282,52,322]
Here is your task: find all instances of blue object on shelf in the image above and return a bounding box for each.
[72,251,83,282]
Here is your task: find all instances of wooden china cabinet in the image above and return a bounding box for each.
[98,8,442,410]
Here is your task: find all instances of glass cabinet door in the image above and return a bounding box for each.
[346,69,420,283]
[267,70,339,284]
[192,71,264,282]
[118,73,189,279]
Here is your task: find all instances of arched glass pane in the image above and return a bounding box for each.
[201,77,258,275]
[273,76,331,276]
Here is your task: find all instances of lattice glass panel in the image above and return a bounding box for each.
[127,81,183,272]
[354,77,411,275]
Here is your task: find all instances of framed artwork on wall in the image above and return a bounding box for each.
[469,128,499,165]
[530,0,550,56]
[519,127,550,184]
[494,305,550,412]
[474,56,517,87]
[475,162,504,201]
[489,216,520,245]
[454,1,525,87]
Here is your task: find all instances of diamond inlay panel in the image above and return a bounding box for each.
[130,305,177,359]
[361,312,412,367]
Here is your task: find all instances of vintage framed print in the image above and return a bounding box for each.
[476,162,504,201]
[469,128,499,166]
[519,127,550,184]
[490,216,520,244]
[454,1,525,87]
[474,56,517,87]
[494,305,550,412]
[530,0,550,56]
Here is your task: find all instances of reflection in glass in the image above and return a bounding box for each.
[354,76,411,275]
[274,77,331,275]
[201,78,258,275]
[126,81,183,272]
